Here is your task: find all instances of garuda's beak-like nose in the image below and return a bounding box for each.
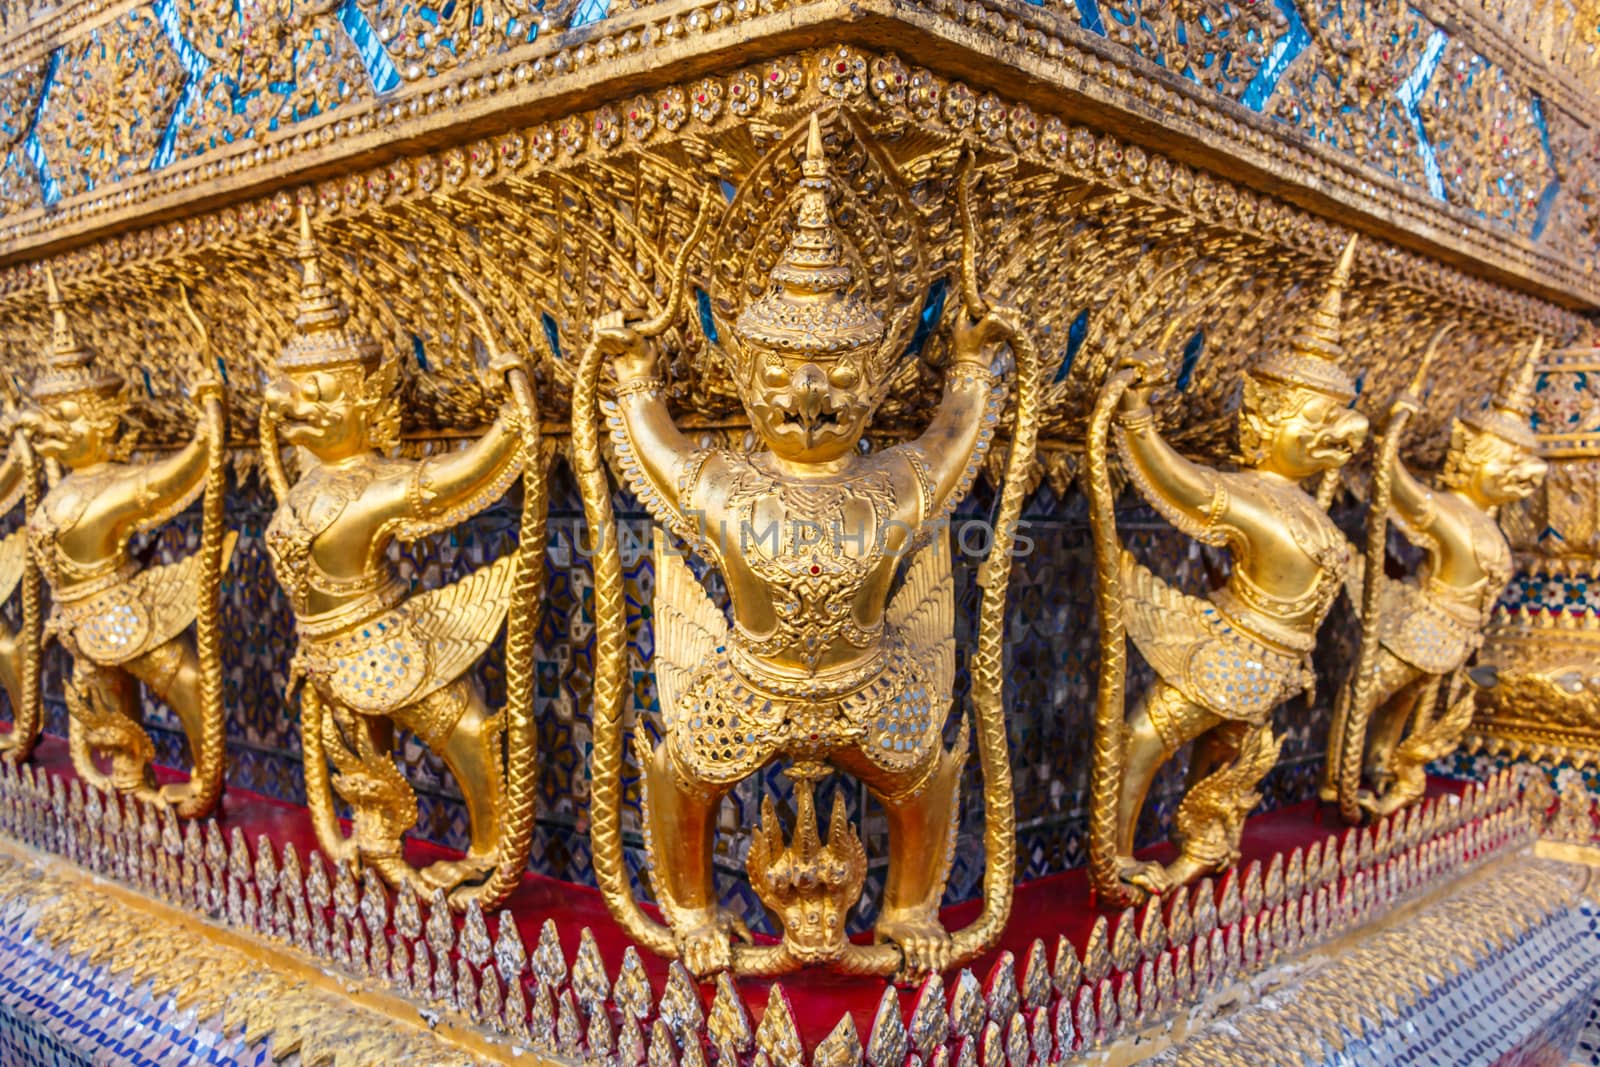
[792,363,832,446]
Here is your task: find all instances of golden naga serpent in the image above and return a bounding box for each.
[1086,364,1141,908]
[580,157,1040,977]
[1084,316,1188,908]
[176,285,230,818]
[0,373,42,765]
[444,275,548,909]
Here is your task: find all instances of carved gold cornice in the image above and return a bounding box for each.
[0,0,1593,313]
[0,45,1584,465]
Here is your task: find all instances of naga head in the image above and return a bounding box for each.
[1239,235,1369,480]
[262,205,399,462]
[1441,337,1547,508]
[746,772,866,966]
[24,265,132,469]
[728,115,887,466]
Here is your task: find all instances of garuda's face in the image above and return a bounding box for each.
[263,366,371,461]
[28,395,120,468]
[1249,384,1369,480]
[1470,435,1547,507]
[743,346,877,465]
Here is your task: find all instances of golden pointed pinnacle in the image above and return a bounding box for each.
[293,203,339,331]
[278,204,380,371]
[33,263,119,401]
[1499,334,1543,419]
[1252,234,1359,399]
[804,110,825,176]
[45,264,72,355]
[1462,334,1542,450]
[732,111,883,361]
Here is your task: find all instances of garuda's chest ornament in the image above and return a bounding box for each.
[1087,237,1370,905]
[257,208,546,910]
[1324,331,1548,820]
[19,268,232,818]
[573,110,1041,980]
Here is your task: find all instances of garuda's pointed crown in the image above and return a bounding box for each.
[31,265,121,401]
[733,115,884,363]
[278,205,381,372]
[1461,337,1540,451]
[1251,236,1360,401]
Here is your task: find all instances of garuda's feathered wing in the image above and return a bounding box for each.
[887,528,956,713]
[652,527,728,728]
[0,528,26,607]
[133,532,240,654]
[406,552,519,695]
[1119,551,1215,693]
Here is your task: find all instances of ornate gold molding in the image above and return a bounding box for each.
[0,48,1584,468]
[0,0,1592,312]
[0,835,513,1066]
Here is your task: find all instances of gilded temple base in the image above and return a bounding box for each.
[3,739,1590,1066]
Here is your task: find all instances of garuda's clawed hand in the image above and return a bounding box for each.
[594,310,654,382]
[1116,351,1171,413]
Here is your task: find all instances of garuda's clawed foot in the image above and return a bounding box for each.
[1356,787,1405,820]
[158,781,196,808]
[673,907,752,978]
[878,910,954,980]
[421,851,499,896]
[1160,852,1215,890]
[1115,856,1170,898]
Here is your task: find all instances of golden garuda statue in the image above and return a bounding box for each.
[258,207,545,910]
[1087,237,1370,905]
[0,374,42,763]
[18,268,232,818]
[1323,333,1548,821]
[573,111,1040,980]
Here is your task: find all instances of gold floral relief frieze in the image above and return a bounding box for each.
[0,48,1585,469]
[0,0,1590,313]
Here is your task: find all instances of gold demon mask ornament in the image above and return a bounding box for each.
[0,372,42,763]
[258,206,545,909]
[573,111,1041,980]
[1323,331,1547,820]
[1087,237,1370,904]
[18,267,232,817]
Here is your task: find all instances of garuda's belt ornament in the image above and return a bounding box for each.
[20,268,232,817]
[575,111,1040,980]
[0,375,41,764]
[259,207,544,909]
[1324,332,1547,820]
[1088,237,1370,905]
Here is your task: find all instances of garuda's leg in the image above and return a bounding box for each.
[643,735,746,977]
[1115,680,1223,896]
[396,678,507,892]
[123,635,216,809]
[0,624,21,717]
[1362,652,1430,793]
[834,737,966,979]
[1320,648,1418,803]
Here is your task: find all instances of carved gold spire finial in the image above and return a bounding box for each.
[278,204,379,371]
[732,113,884,361]
[1252,234,1360,400]
[32,264,120,400]
[1462,335,1542,450]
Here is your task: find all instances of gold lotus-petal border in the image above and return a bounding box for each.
[0,838,537,1067]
